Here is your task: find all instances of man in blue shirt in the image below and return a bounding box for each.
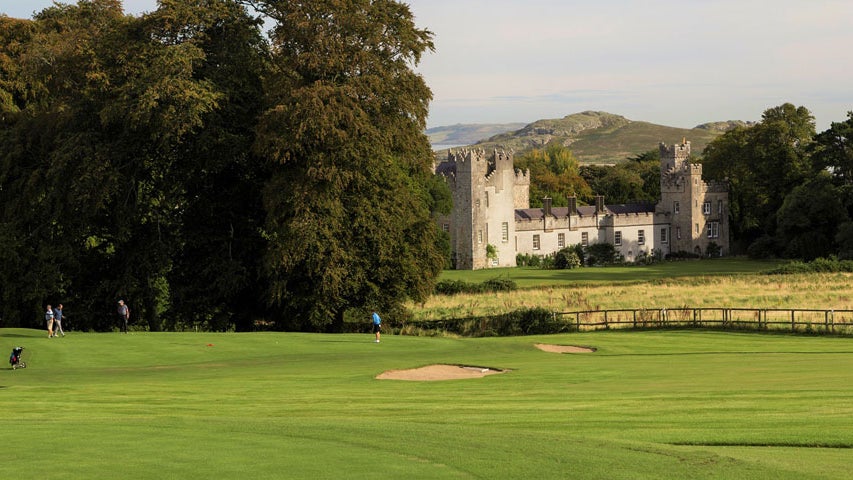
[52,304,65,337]
[372,311,381,343]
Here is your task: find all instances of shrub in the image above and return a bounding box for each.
[586,243,619,265]
[706,242,722,257]
[434,278,518,295]
[747,235,779,259]
[666,250,701,260]
[765,257,853,274]
[554,247,581,269]
[481,278,518,292]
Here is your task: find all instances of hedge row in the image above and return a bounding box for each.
[410,307,568,337]
[767,257,853,274]
[434,278,518,295]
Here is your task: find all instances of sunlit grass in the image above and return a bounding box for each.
[3,329,853,478]
[410,264,853,321]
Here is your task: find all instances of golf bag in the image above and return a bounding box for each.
[9,346,26,369]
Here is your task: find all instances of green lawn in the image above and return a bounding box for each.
[3,327,852,479]
[438,258,784,287]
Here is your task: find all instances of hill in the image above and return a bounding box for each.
[432,111,739,163]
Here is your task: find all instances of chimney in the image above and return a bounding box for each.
[542,197,552,216]
[595,195,604,214]
[567,196,577,216]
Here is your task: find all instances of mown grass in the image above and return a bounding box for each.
[2,328,852,479]
[410,260,853,321]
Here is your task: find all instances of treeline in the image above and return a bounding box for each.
[518,104,853,260]
[0,0,448,332]
[514,144,660,208]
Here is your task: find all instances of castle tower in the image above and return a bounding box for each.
[436,149,528,269]
[658,139,729,256]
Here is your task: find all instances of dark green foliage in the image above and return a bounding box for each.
[702,103,820,256]
[586,243,620,265]
[766,257,853,274]
[747,236,780,259]
[776,173,849,261]
[516,253,542,267]
[665,251,702,260]
[434,278,518,295]
[705,242,722,258]
[254,0,443,332]
[553,247,581,269]
[0,0,444,332]
[836,222,853,260]
[414,307,566,337]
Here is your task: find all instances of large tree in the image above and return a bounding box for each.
[252,0,445,331]
[702,103,817,255]
[0,0,265,330]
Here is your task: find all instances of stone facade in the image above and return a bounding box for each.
[436,140,730,269]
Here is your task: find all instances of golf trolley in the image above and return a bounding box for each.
[9,346,26,369]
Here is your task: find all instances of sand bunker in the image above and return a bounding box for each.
[377,364,506,381]
[535,343,597,354]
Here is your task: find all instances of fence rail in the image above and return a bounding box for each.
[562,307,853,333]
[406,308,853,337]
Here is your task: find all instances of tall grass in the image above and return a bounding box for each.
[410,271,853,321]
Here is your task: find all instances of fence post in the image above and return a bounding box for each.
[791,310,795,332]
[604,311,609,330]
[633,310,637,329]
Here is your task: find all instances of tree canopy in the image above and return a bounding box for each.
[0,0,443,332]
[702,103,852,259]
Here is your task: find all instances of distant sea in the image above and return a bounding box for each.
[431,144,468,151]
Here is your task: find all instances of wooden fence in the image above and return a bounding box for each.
[560,308,853,334]
[405,308,853,337]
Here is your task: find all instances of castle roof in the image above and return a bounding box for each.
[514,203,654,220]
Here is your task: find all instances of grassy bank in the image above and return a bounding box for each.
[409,260,852,321]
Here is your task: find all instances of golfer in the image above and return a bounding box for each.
[117,300,130,333]
[45,304,55,338]
[53,304,65,337]
[372,311,381,343]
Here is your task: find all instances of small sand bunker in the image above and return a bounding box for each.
[377,364,506,381]
[535,343,597,354]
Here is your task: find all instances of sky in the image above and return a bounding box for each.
[3,0,852,130]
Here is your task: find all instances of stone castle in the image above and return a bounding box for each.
[435,140,729,269]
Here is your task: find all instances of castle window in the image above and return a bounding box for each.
[581,232,589,247]
[676,226,681,240]
[718,200,723,215]
[475,199,480,208]
[638,230,645,245]
[614,231,622,246]
[674,201,680,214]
[501,222,509,243]
[485,192,489,208]
[661,228,668,244]
[703,201,711,215]
[558,233,565,248]
[695,223,700,235]
[478,230,483,244]
[707,222,720,239]
[533,234,541,250]
[442,223,449,233]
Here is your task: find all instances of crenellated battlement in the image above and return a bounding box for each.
[660,139,691,160]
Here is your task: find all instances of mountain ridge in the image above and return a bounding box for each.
[429,111,751,163]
